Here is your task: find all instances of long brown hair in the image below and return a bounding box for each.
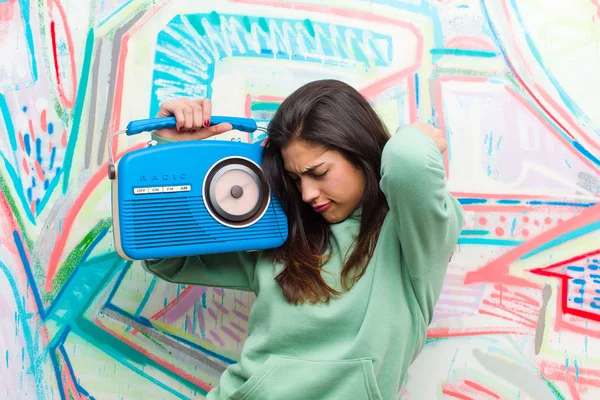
[262,79,391,304]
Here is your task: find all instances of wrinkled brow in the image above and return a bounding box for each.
[285,162,325,175]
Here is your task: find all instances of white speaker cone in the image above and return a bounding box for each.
[204,158,269,226]
[214,168,260,216]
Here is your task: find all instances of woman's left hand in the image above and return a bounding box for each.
[411,121,447,154]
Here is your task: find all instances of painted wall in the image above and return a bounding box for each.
[1,0,599,398]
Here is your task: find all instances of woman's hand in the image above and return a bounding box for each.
[411,121,447,154]
[154,98,233,141]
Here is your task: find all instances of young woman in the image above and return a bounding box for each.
[142,79,464,400]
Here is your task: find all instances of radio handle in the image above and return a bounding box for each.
[125,116,260,135]
[108,116,267,180]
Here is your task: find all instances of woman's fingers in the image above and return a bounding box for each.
[155,101,185,136]
[201,98,212,128]
[191,101,204,131]
[154,98,233,141]
[182,103,194,131]
[411,120,447,154]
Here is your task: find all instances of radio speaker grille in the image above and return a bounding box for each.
[120,195,284,249]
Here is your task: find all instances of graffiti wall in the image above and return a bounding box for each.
[1,0,599,398]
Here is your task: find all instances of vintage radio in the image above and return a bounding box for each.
[108,116,288,260]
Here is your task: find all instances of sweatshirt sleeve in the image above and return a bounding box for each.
[141,251,260,292]
[379,125,464,324]
[139,131,260,292]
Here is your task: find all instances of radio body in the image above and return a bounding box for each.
[109,116,288,261]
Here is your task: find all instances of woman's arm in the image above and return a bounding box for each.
[379,124,464,324]
[141,250,260,292]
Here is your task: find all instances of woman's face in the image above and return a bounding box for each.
[281,140,366,223]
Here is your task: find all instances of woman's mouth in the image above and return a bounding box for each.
[313,202,332,213]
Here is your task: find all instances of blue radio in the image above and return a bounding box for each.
[108,116,288,261]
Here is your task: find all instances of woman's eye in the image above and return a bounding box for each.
[313,171,328,179]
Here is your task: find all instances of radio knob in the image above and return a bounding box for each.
[231,185,243,198]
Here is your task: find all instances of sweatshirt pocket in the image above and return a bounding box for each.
[230,356,383,400]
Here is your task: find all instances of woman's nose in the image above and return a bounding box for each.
[301,181,320,203]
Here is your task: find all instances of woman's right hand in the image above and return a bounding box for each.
[153,98,233,141]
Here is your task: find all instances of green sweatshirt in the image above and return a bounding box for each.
[142,125,464,400]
